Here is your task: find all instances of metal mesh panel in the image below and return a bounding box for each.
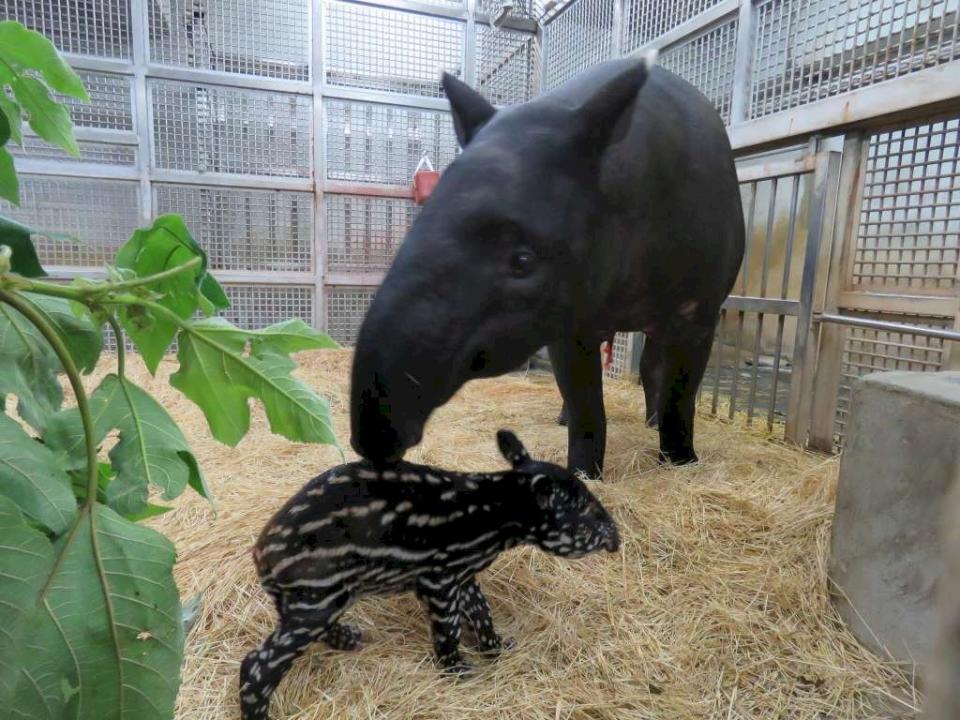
[622,0,727,52]
[325,194,418,273]
[154,184,314,272]
[325,2,465,98]
[67,71,133,130]
[660,17,739,124]
[603,332,631,379]
[751,0,960,119]
[853,118,960,291]
[11,136,137,165]
[325,287,375,345]
[151,80,312,177]
[148,0,310,81]
[477,0,543,21]
[219,284,315,330]
[833,318,948,448]
[542,0,615,91]
[0,175,140,267]
[476,25,541,105]
[0,0,131,58]
[325,99,458,184]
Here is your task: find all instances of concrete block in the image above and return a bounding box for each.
[925,477,960,719]
[829,371,960,675]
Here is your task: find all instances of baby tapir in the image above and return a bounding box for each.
[240,430,620,719]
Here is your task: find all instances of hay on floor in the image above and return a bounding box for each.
[111,349,914,719]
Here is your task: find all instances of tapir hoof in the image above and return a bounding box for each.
[658,448,698,466]
[556,413,568,427]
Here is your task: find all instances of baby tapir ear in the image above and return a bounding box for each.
[496,429,530,468]
[575,50,657,148]
[443,72,496,147]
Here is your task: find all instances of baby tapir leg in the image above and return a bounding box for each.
[416,576,468,674]
[320,621,363,651]
[239,589,350,720]
[460,577,508,654]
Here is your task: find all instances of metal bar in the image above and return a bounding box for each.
[837,291,959,318]
[131,0,151,226]
[464,0,479,86]
[13,161,140,180]
[323,181,415,198]
[62,54,134,74]
[344,0,469,21]
[21,126,138,145]
[729,60,960,155]
[319,84,453,111]
[712,307,726,415]
[728,179,756,419]
[736,155,816,182]
[325,270,388,286]
[611,0,624,58]
[314,0,326,331]
[729,0,756,124]
[149,170,314,192]
[627,0,739,56]
[474,15,539,33]
[143,64,313,96]
[722,295,799,315]
[815,314,960,343]
[747,174,778,423]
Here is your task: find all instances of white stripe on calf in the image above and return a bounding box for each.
[271,543,436,575]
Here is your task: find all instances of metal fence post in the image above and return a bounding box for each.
[313,0,327,331]
[784,140,841,445]
[464,0,478,86]
[130,0,152,226]
[611,0,625,57]
[806,131,869,450]
[728,0,755,125]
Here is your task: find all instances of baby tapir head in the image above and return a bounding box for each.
[497,430,620,557]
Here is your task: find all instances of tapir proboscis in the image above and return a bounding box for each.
[349,51,745,477]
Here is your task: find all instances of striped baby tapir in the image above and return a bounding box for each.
[240,429,620,719]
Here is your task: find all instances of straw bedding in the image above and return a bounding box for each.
[112,349,914,719]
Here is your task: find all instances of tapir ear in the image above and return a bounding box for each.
[443,72,496,147]
[574,50,657,148]
[496,429,530,468]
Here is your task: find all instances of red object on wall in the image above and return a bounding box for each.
[413,156,440,205]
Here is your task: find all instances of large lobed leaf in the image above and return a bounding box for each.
[115,215,229,373]
[0,22,88,100]
[0,293,101,430]
[171,317,338,447]
[0,496,185,720]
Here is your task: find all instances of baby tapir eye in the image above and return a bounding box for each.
[508,248,536,278]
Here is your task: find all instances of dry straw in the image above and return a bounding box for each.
[107,349,914,719]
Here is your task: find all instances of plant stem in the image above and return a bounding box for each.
[107,256,202,292]
[0,289,99,502]
[106,314,126,377]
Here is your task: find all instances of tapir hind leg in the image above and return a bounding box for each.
[549,336,605,478]
[643,328,714,465]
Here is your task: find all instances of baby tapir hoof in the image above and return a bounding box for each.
[658,447,699,466]
[241,429,619,720]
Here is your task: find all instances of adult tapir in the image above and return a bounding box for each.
[350,52,745,478]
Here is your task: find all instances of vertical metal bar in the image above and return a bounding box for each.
[729,0,756,125]
[729,180,756,419]
[314,0,327,331]
[464,0,479,86]
[712,308,726,415]
[130,0,151,226]
[767,173,800,430]
[808,132,869,451]
[611,0,625,57]
[785,143,841,445]
[747,175,777,423]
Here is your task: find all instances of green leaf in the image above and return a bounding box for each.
[95,373,208,516]
[11,75,79,157]
[0,500,185,719]
[115,215,210,373]
[0,412,76,534]
[199,272,229,312]
[0,496,57,709]
[171,318,338,447]
[0,92,23,146]
[0,22,89,100]
[0,144,18,204]
[195,317,338,355]
[123,502,173,522]
[0,107,9,145]
[0,214,46,277]
[25,294,101,373]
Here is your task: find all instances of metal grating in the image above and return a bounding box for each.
[476,24,541,105]
[833,318,948,448]
[622,0,727,53]
[751,0,960,119]
[325,98,458,184]
[541,0,615,91]
[219,284,315,330]
[150,80,312,177]
[325,287,376,345]
[477,0,543,21]
[325,194,418,274]
[853,118,960,291]
[10,136,137,165]
[66,71,134,130]
[0,175,140,267]
[154,184,314,273]
[0,0,131,58]
[148,0,310,81]
[325,1,465,98]
[660,17,739,124]
[603,332,631,379]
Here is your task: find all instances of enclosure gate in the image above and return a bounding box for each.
[0,0,542,344]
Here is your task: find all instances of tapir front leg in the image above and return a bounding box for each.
[549,335,606,478]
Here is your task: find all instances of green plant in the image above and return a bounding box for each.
[0,22,339,719]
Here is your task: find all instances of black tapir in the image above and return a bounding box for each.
[350,52,745,477]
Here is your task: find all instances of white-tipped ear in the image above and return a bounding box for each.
[641,47,659,72]
[496,429,530,468]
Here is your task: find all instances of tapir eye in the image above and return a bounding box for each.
[509,249,536,278]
